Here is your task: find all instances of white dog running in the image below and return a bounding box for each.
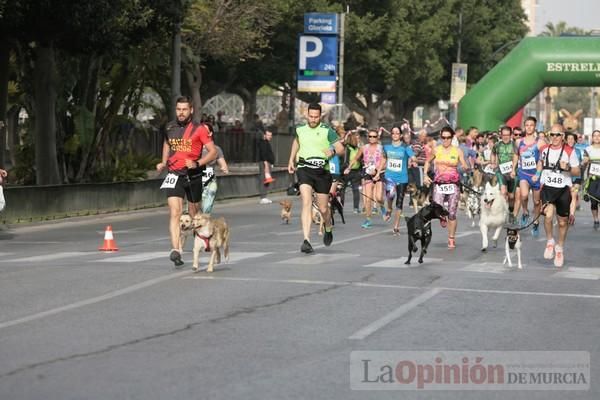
[480,182,509,251]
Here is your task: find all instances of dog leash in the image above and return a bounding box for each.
[460,182,483,196]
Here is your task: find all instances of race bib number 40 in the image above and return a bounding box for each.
[521,156,536,170]
[160,173,179,189]
[589,163,600,177]
[499,161,513,175]
[387,159,403,172]
[437,183,456,195]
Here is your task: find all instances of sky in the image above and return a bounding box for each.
[535,0,600,34]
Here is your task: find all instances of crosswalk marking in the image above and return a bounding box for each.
[280,253,359,265]
[365,258,443,268]
[2,252,93,263]
[97,252,168,263]
[553,267,600,280]
[461,262,509,274]
[225,252,271,263]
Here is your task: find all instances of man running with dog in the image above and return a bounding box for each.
[512,116,546,236]
[288,103,344,254]
[491,126,518,223]
[532,124,580,268]
[156,96,218,267]
[424,126,470,249]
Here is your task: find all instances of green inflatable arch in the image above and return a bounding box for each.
[458,37,600,131]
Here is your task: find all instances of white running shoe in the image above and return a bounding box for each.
[259,198,273,204]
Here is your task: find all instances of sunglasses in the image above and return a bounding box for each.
[441,136,452,140]
[368,135,378,138]
[549,132,562,137]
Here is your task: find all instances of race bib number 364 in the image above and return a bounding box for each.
[160,173,179,189]
[387,159,403,172]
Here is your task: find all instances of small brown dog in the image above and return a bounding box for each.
[191,214,230,273]
[178,213,194,251]
[279,200,292,224]
[311,205,325,235]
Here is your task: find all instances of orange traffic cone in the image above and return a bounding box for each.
[99,225,119,251]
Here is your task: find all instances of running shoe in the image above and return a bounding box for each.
[531,222,539,237]
[520,213,529,228]
[554,245,564,268]
[383,211,392,222]
[380,205,386,216]
[300,240,314,254]
[543,241,555,260]
[508,213,516,225]
[594,221,599,231]
[392,227,400,235]
[353,208,360,214]
[447,237,456,249]
[361,219,372,229]
[323,228,333,246]
[169,250,184,268]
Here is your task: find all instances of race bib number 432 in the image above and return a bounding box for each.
[160,173,179,189]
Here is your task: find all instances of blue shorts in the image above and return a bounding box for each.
[517,170,540,191]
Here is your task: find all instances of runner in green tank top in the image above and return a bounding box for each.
[288,103,344,253]
[491,126,518,221]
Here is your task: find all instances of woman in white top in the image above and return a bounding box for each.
[582,129,600,230]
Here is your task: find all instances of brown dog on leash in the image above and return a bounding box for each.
[191,214,230,273]
[279,200,292,224]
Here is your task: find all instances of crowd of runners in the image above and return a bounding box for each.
[286,104,600,267]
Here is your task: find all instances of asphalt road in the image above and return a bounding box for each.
[0,194,599,399]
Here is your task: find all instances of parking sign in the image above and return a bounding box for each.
[297,34,337,93]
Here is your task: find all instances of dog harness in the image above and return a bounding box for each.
[193,230,212,252]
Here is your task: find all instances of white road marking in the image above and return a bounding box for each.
[365,258,443,268]
[97,252,168,263]
[454,231,479,238]
[0,271,190,331]
[348,288,442,340]
[225,252,271,263]
[553,267,600,280]
[461,262,509,274]
[186,276,600,300]
[281,253,359,265]
[2,252,94,263]
[271,230,303,236]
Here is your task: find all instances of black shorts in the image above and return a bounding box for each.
[165,174,203,203]
[296,167,332,194]
[498,173,516,193]
[541,186,571,218]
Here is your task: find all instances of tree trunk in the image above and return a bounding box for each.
[0,39,9,168]
[366,94,379,128]
[185,64,202,119]
[170,25,181,121]
[6,106,19,167]
[33,43,61,185]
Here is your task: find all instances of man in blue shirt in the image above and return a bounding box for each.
[383,127,416,234]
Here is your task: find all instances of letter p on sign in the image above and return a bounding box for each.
[299,36,323,70]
